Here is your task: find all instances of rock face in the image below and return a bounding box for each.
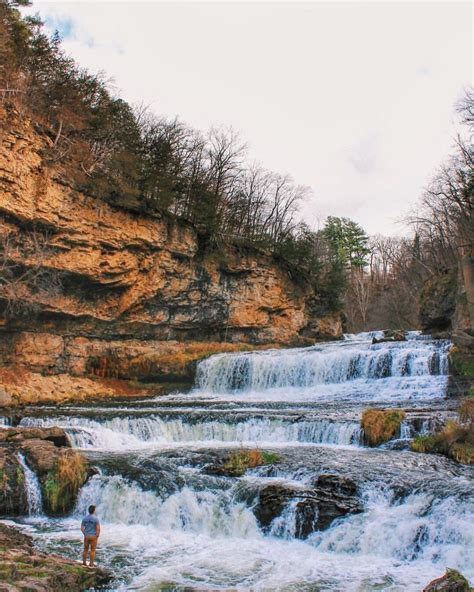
[419,269,458,337]
[254,474,362,538]
[0,523,111,592]
[0,109,342,402]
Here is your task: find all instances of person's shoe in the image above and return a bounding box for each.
[82,563,87,567]
[89,563,96,568]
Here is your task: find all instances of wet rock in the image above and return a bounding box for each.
[254,474,362,538]
[372,330,406,344]
[0,448,28,516]
[0,523,111,592]
[0,427,71,448]
[423,569,471,591]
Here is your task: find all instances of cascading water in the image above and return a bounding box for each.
[8,332,473,591]
[21,415,363,449]
[194,336,450,402]
[17,453,43,516]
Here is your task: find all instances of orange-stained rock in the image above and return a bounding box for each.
[0,109,343,404]
[0,365,151,406]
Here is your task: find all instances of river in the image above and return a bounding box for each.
[5,332,474,591]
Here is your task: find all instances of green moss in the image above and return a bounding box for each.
[260,451,281,464]
[16,466,24,485]
[63,564,89,575]
[449,349,474,378]
[444,568,471,590]
[361,409,406,446]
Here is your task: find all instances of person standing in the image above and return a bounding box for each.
[81,504,101,567]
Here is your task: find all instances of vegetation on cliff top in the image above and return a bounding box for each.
[0,0,351,314]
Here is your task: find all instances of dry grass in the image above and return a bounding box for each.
[411,420,474,465]
[43,451,88,515]
[361,409,406,446]
[459,396,474,424]
[223,449,280,476]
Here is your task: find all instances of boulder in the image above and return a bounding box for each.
[254,474,362,538]
[423,569,471,592]
[0,427,70,448]
[372,330,406,344]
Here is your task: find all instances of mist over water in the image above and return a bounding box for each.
[10,332,474,590]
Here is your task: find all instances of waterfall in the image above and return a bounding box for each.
[12,331,472,591]
[17,454,43,516]
[76,475,259,538]
[70,475,473,591]
[20,416,363,450]
[195,338,450,398]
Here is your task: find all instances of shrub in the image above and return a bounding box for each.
[361,409,406,446]
[223,449,280,477]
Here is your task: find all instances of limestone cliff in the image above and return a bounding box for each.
[0,108,341,402]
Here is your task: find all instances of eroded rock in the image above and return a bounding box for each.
[0,427,89,516]
[423,569,471,592]
[254,474,362,538]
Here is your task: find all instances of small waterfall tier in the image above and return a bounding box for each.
[17,454,43,516]
[20,416,363,450]
[195,336,450,398]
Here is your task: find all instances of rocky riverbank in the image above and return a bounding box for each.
[0,523,110,591]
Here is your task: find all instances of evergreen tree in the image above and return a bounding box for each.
[322,216,370,269]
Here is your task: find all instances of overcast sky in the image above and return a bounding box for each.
[24,1,472,236]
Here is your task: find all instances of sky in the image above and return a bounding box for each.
[23,1,473,236]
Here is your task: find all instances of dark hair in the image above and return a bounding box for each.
[88,505,96,514]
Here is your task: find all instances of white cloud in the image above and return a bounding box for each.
[24,1,472,236]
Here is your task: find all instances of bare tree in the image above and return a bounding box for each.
[0,228,62,318]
